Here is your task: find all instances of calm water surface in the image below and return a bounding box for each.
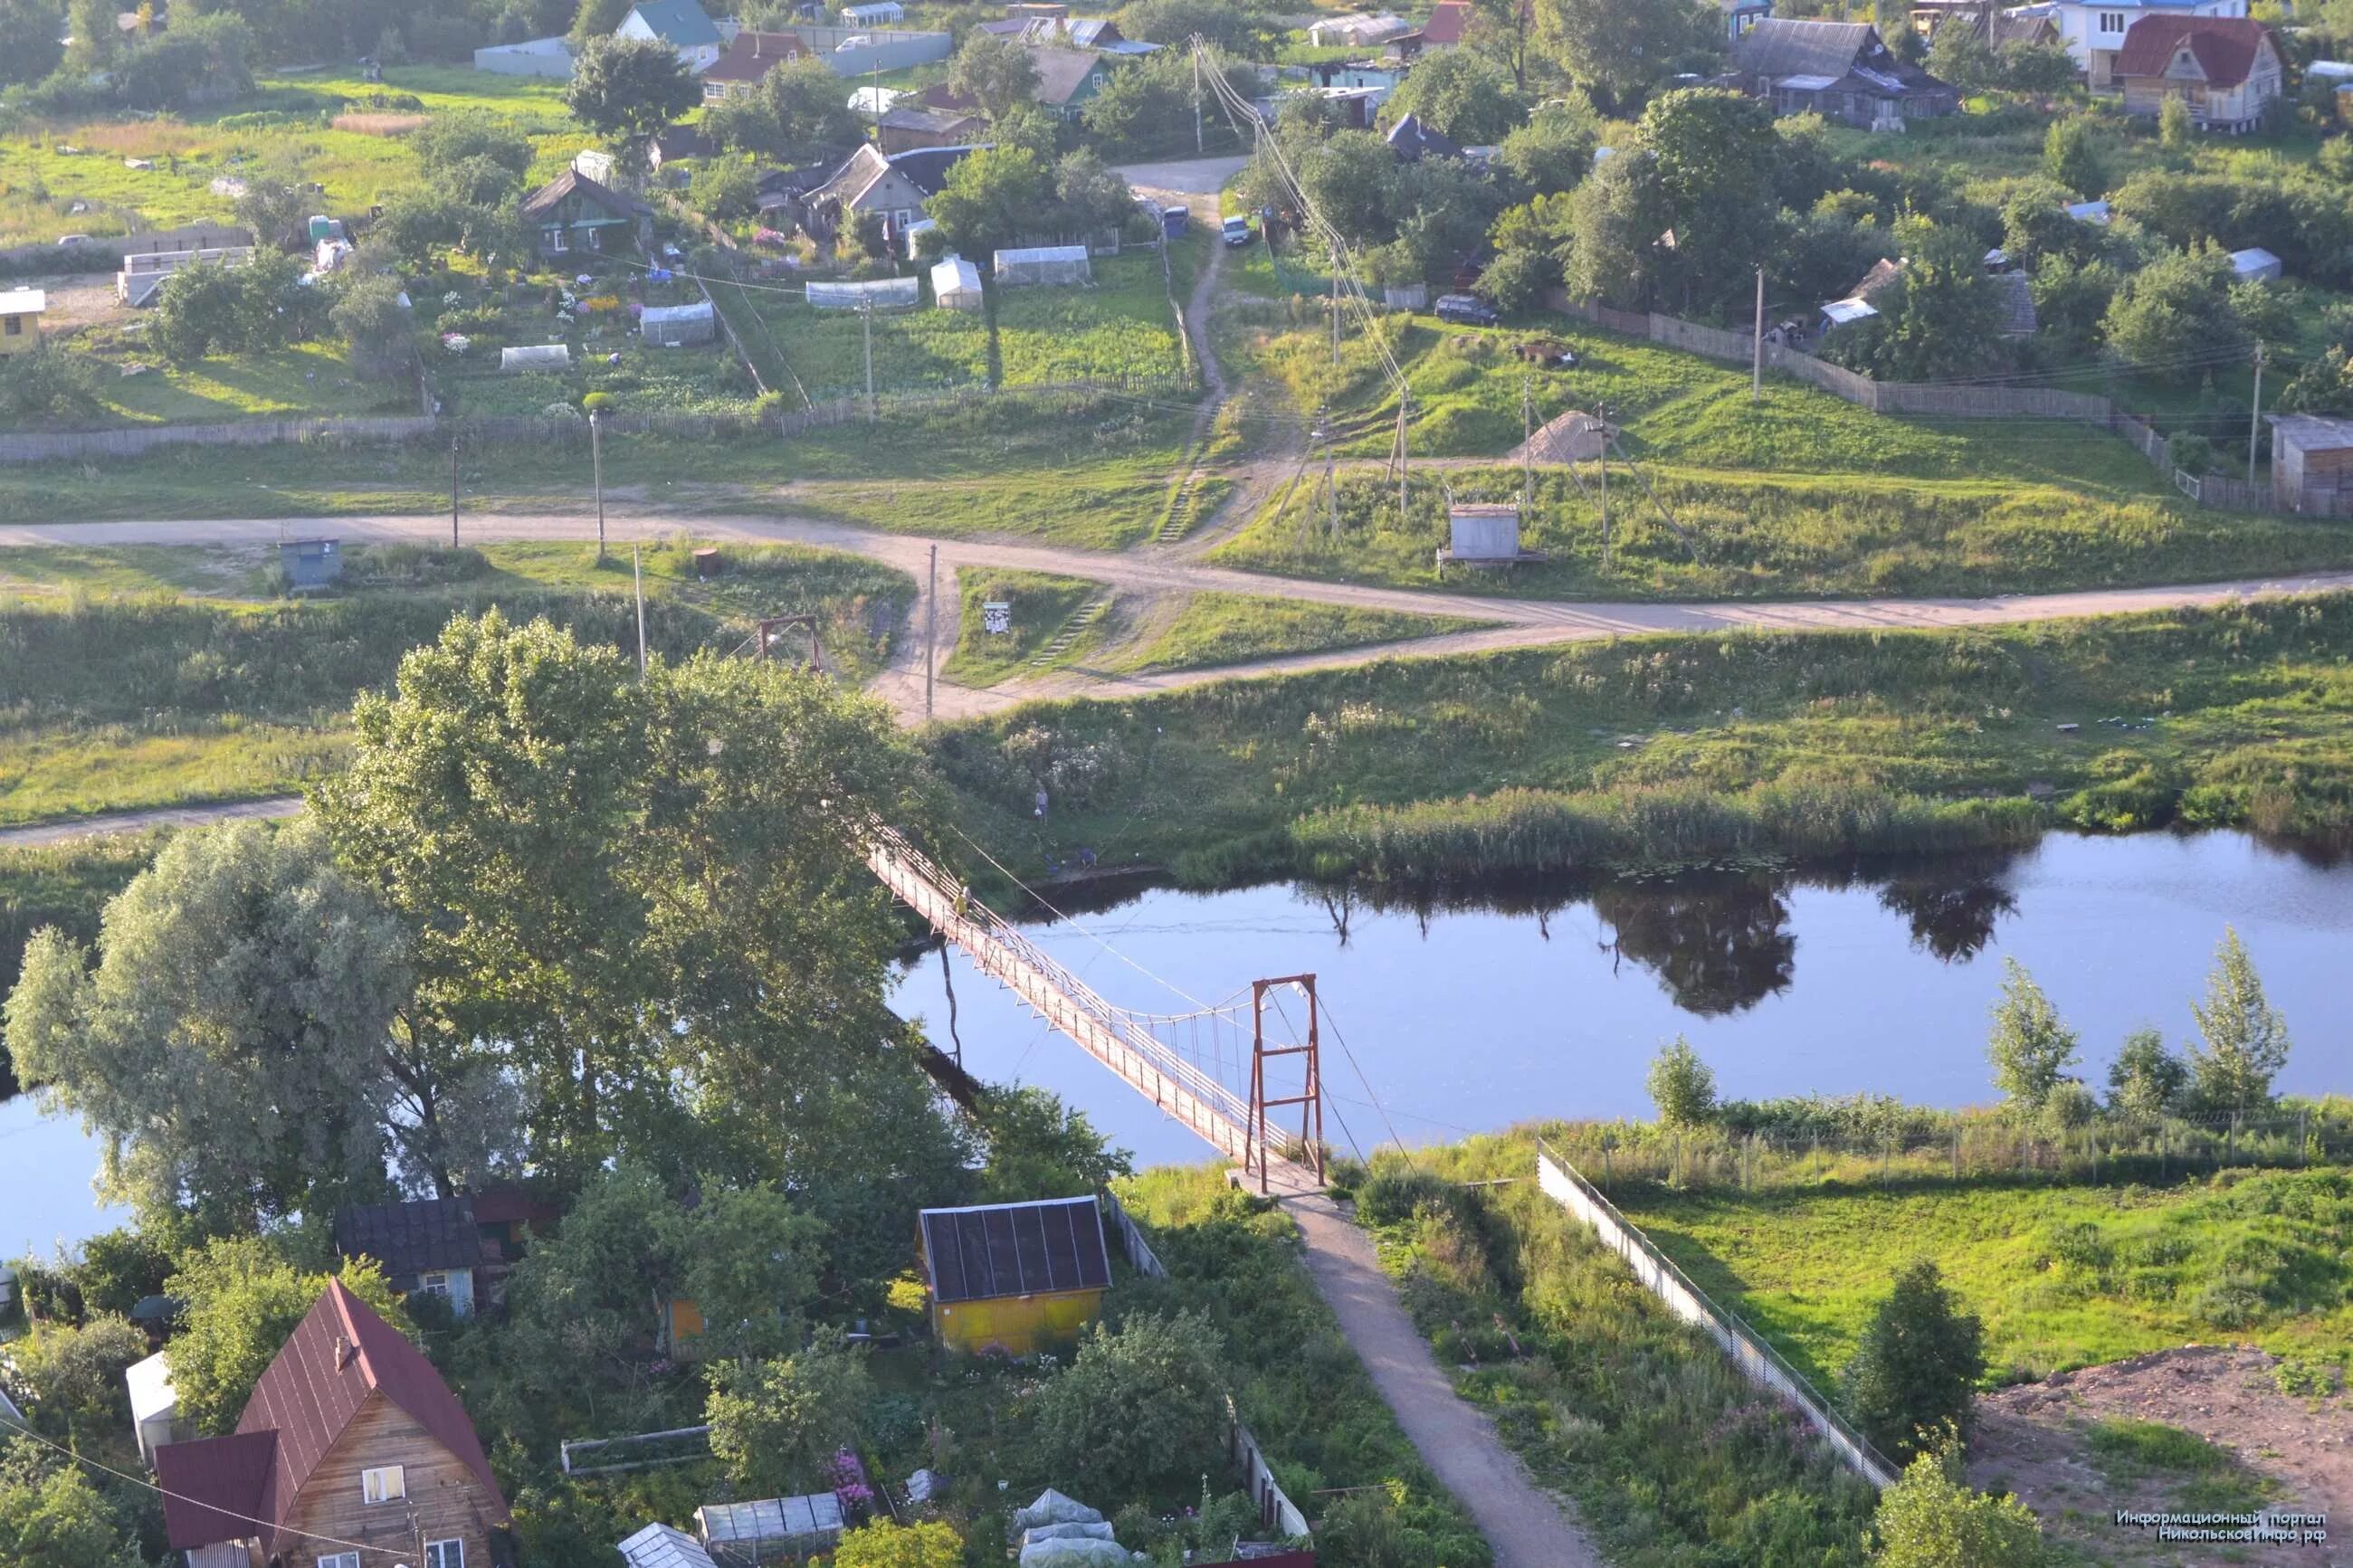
[4,831,2348,1246]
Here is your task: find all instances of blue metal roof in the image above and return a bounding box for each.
[627,0,721,47]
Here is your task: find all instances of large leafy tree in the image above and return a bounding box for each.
[1824,217,2007,382]
[705,54,866,159]
[167,1238,410,1433]
[4,820,413,1236]
[705,1339,872,1495]
[2186,927,2290,1117]
[566,34,700,162]
[0,1439,142,1568]
[1034,1311,1229,1499]
[948,30,1043,119]
[413,109,537,184]
[973,1087,1133,1200]
[2100,243,2248,380]
[5,1316,148,1445]
[0,0,65,88]
[1382,48,1527,144]
[1842,1259,1985,1463]
[929,146,1053,260]
[1535,0,1714,111]
[1565,90,1780,313]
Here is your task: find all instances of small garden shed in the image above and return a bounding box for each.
[2229,246,2282,282]
[994,244,1091,287]
[931,254,984,309]
[918,1194,1111,1355]
[642,300,716,346]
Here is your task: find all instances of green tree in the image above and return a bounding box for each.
[2158,90,2193,153]
[2186,927,2290,1117]
[1569,89,1780,312]
[231,155,316,251]
[691,157,764,223]
[1383,48,1527,143]
[113,13,252,110]
[949,29,1043,119]
[2275,346,2353,416]
[4,821,413,1235]
[412,109,536,183]
[1536,0,1713,110]
[1869,1440,2048,1567]
[569,0,634,47]
[676,1183,827,1359]
[502,1162,681,1380]
[70,1229,174,1319]
[167,1238,409,1433]
[1842,1259,1985,1463]
[2042,115,2104,198]
[1495,98,1600,196]
[0,348,106,427]
[833,1521,966,1568]
[1927,19,1996,93]
[1998,39,2077,96]
[705,1339,872,1496]
[1645,1036,1717,1127]
[1999,175,2095,266]
[928,144,1053,260]
[0,0,66,87]
[2105,1027,2187,1119]
[2030,252,2120,360]
[0,1439,142,1568]
[566,35,700,161]
[1985,957,2079,1113]
[333,274,417,384]
[975,1087,1132,1200]
[706,53,866,158]
[6,1316,147,1442]
[1034,1311,1228,1499]
[1827,217,2008,381]
[1116,0,1257,51]
[2100,242,2247,380]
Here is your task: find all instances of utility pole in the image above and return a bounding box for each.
[1396,393,1409,518]
[1329,238,1341,366]
[2248,344,2264,486]
[449,435,460,547]
[861,299,876,421]
[1751,266,1766,404]
[1596,414,1609,574]
[631,544,647,680]
[589,410,605,564]
[1192,48,1204,154]
[1521,373,1534,509]
[924,544,938,719]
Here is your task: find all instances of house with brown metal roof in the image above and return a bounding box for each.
[153,1280,510,1568]
[700,29,812,102]
[2114,14,2280,131]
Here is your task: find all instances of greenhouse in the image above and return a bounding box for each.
[640,300,715,347]
[930,255,983,310]
[500,343,572,373]
[805,276,921,310]
[993,245,1091,287]
[694,1494,844,1562]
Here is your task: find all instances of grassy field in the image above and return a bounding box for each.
[50,336,412,427]
[0,68,571,246]
[929,593,2353,889]
[1111,591,1491,675]
[753,244,1197,402]
[1348,1145,1882,1565]
[1212,464,2353,601]
[0,538,912,824]
[940,567,1110,687]
[1612,1169,2353,1387]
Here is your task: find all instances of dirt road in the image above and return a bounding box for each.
[0,796,303,848]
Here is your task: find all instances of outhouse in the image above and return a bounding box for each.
[277,537,344,589]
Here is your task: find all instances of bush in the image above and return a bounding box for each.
[1869,1442,2048,1567]
[1645,1036,1718,1128]
[1842,1259,1985,1463]
[1033,1310,1229,1501]
[1357,1166,1455,1227]
[0,347,105,427]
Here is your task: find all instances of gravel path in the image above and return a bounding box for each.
[0,795,303,848]
[1285,1191,1604,1568]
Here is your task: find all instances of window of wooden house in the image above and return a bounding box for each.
[425,1539,465,1568]
[360,1465,405,1505]
[319,1554,361,1568]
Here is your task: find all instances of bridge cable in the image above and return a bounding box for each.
[1311,994,1409,1156]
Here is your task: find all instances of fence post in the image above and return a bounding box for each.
[2299,1107,2308,1166]
[1951,1128,1960,1182]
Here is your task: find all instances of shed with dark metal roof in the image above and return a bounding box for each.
[918,1196,1112,1354]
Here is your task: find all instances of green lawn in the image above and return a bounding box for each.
[1112,591,1491,675]
[1211,464,2353,602]
[57,338,411,426]
[1613,1170,2353,1386]
[940,567,1110,687]
[929,592,2353,888]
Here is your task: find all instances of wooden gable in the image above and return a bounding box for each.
[279,1391,505,1568]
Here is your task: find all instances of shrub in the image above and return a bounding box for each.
[1869,1441,2048,1567]
[1357,1166,1455,1227]
[1033,1310,1229,1500]
[1645,1036,1718,1128]
[1842,1259,1985,1463]
[833,1521,963,1568]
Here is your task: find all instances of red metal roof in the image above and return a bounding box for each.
[703,29,810,83]
[1420,1,1472,44]
[155,1280,510,1553]
[157,1430,276,1550]
[2114,15,2273,89]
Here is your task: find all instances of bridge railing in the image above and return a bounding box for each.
[864,822,1258,1144]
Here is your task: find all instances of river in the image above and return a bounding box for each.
[4,830,2348,1248]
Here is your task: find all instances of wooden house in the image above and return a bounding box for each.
[805,144,983,239]
[520,169,653,259]
[917,1195,1111,1355]
[154,1280,510,1568]
[0,290,45,356]
[1729,19,1959,128]
[2270,415,2353,518]
[700,29,810,102]
[2114,14,2281,131]
[334,1190,557,1320]
[617,0,724,72]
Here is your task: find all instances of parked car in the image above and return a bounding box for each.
[1434,293,1499,327]
[55,234,90,246]
[1221,214,1252,248]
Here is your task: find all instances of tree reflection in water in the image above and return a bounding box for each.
[1592,877,1796,1016]
[1873,851,2024,962]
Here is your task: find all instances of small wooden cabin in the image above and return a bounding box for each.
[918,1195,1111,1355]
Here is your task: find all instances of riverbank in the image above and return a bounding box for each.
[934,594,2353,889]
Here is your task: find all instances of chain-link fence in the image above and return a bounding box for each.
[1537,1108,2348,1197]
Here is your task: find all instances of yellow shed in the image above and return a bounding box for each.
[919,1195,1111,1357]
[0,290,45,356]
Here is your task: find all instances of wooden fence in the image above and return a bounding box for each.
[0,379,1189,464]
[1100,1189,1314,1540]
[1544,290,2294,513]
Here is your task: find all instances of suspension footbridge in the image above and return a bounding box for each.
[864,822,1329,1194]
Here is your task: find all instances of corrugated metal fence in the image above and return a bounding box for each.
[1544,291,2289,513]
[1100,1188,1314,1540]
[1532,1139,1900,1492]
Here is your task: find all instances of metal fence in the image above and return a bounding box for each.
[1538,1109,2346,1197]
[1100,1188,1314,1539]
[1533,1139,1900,1490]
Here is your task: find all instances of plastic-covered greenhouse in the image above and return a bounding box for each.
[930,255,983,310]
[500,343,572,373]
[805,276,921,310]
[640,301,715,346]
[993,245,1091,287]
[694,1494,843,1563]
